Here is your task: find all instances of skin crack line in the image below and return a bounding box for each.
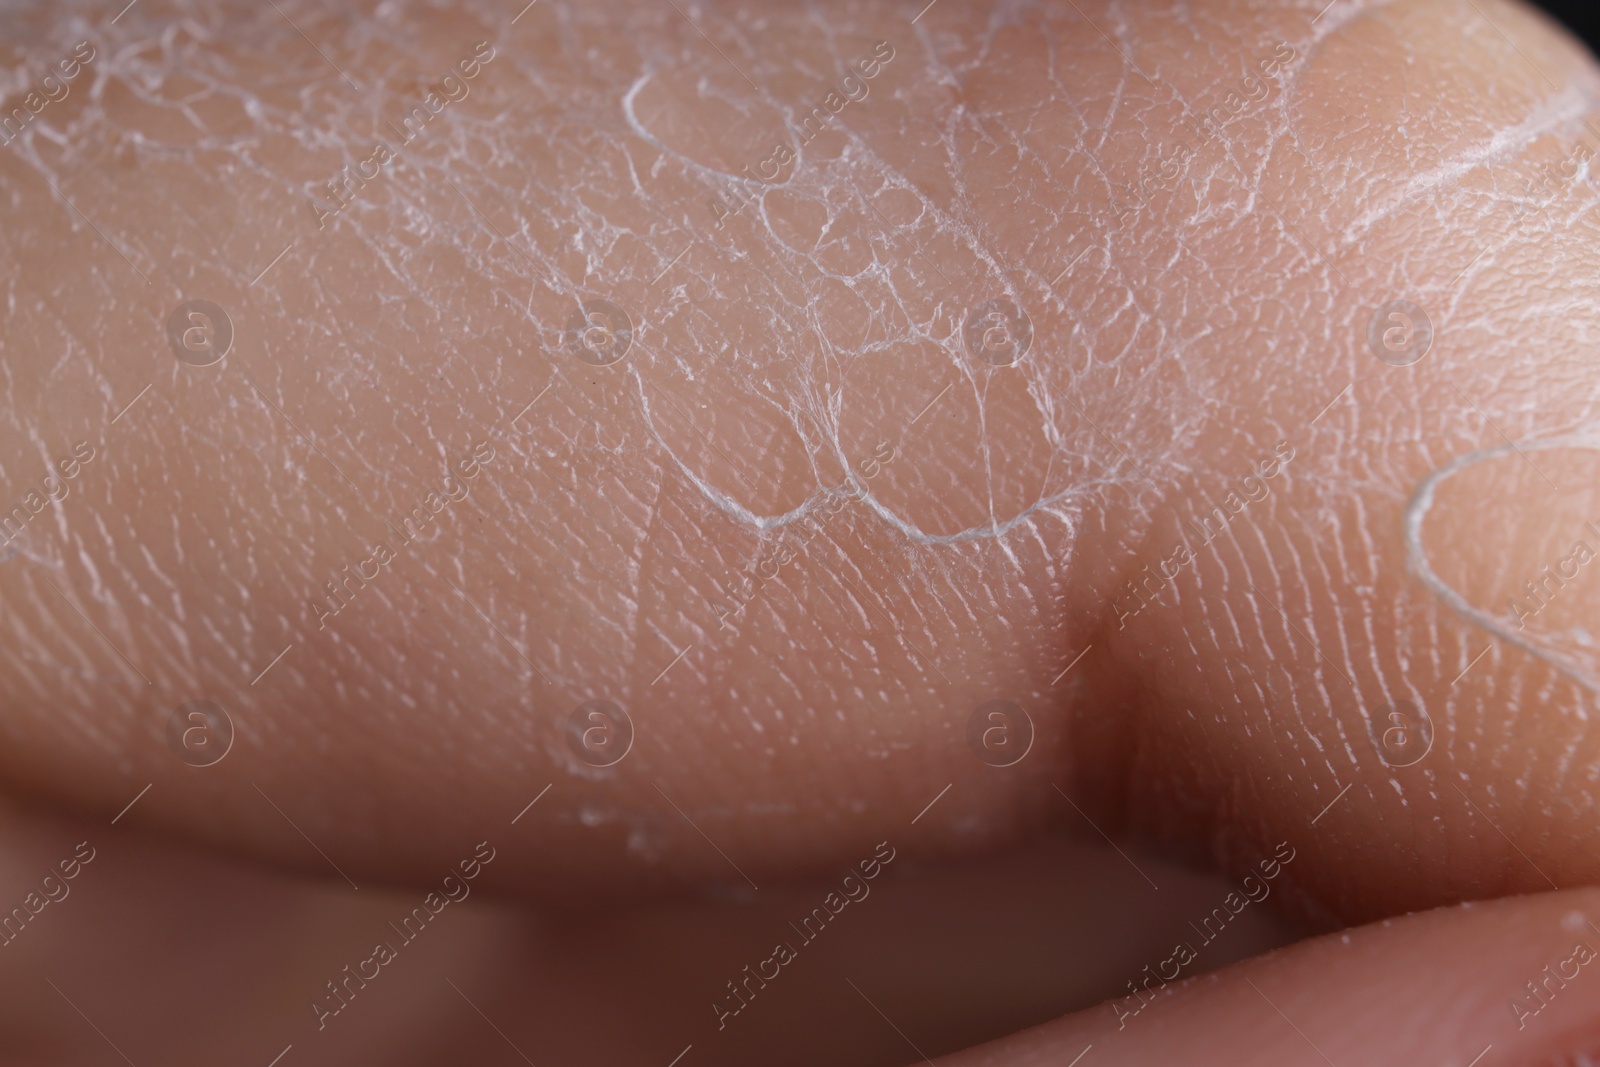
[0,40,96,148]
[308,41,498,230]
[309,441,497,630]
[1505,523,1600,630]
[1112,441,1295,629]
[709,39,897,228]
[1511,113,1600,222]
[0,441,98,554]
[710,441,898,629]
[712,841,896,1030]
[1111,42,1295,228]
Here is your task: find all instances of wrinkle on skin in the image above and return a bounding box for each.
[1406,435,1600,700]
[0,806,1296,1067]
[1,0,1600,933]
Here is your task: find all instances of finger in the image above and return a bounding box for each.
[0,800,1288,1065]
[933,886,1600,1067]
[1091,0,1600,924]
[2,0,1599,920]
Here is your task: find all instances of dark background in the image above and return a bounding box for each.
[1532,0,1597,52]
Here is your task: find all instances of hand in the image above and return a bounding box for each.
[3,0,1600,1063]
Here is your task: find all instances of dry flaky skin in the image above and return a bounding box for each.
[2,0,1600,929]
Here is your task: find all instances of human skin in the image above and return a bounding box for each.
[4,0,1600,1058]
[7,804,1600,1067]
[941,887,1600,1067]
[0,805,1297,1066]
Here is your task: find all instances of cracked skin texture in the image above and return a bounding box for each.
[1,0,1599,934]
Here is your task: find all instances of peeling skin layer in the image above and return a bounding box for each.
[2,0,1600,917]
[1405,435,1600,697]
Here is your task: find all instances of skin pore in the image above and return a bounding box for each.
[5,0,1600,1062]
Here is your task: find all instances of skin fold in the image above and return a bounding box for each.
[941,886,1600,1067]
[0,803,1295,1066]
[3,0,1600,1061]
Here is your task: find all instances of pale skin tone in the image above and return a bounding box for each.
[3,0,1600,1061]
